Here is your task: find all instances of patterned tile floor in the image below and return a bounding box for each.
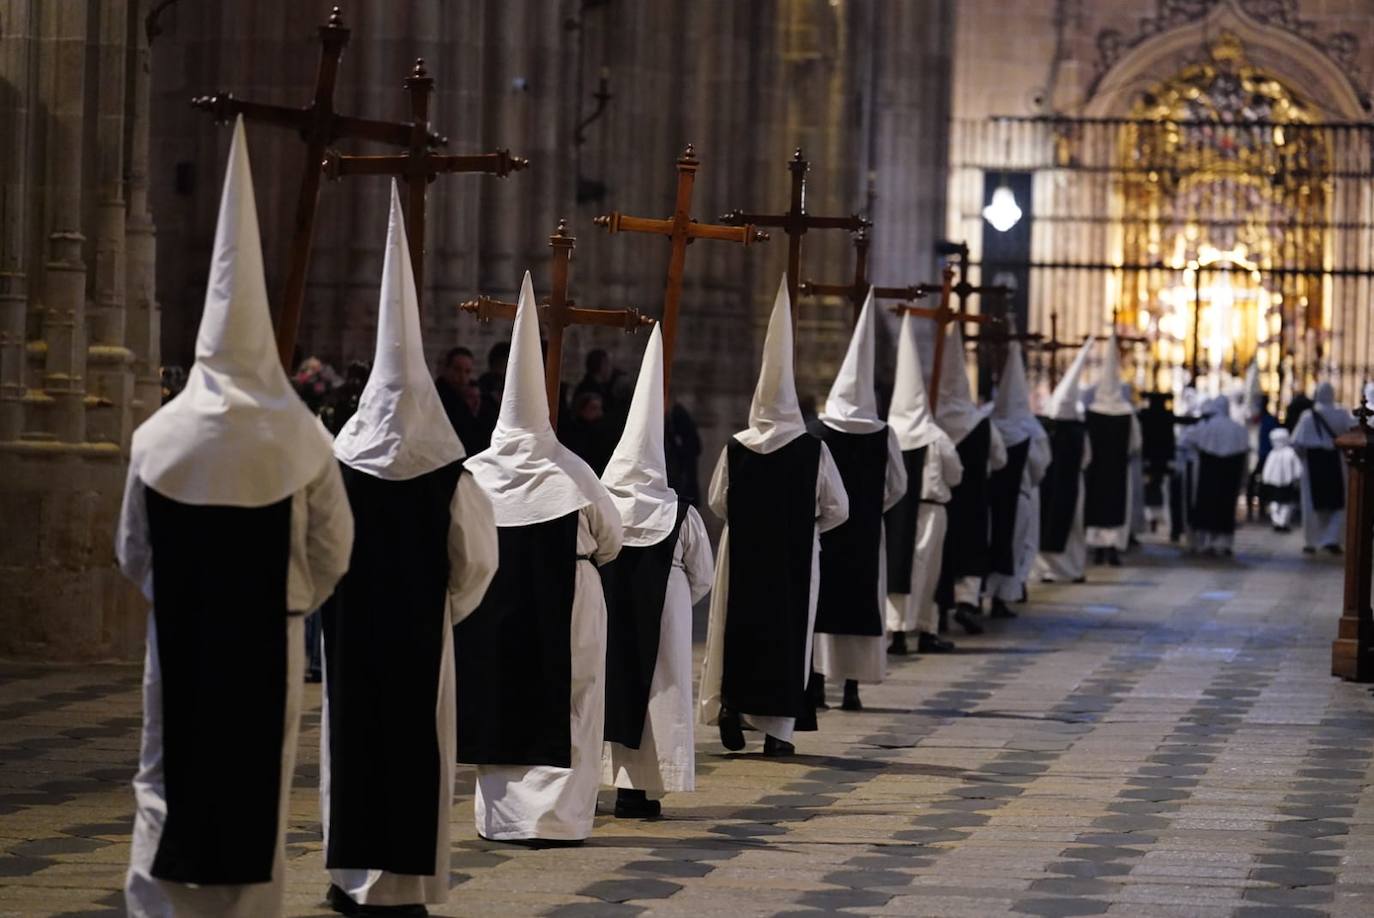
[2,526,1372,916]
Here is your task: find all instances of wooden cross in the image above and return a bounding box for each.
[322,58,528,314]
[720,147,867,312]
[965,321,1042,389]
[593,144,769,400]
[459,220,653,427]
[885,265,997,412]
[191,6,442,370]
[800,226,872,328]
[1033,312,1081,388]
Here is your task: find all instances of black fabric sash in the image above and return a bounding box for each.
[145,488,291,886]
[1083,412,1132,528]
[988,438,1031,576]
[937,418,992,606]
[816,427,890,637]
[1306,412,1346,512]
[601,502,690,749]
[1190,451,1246,535]
[1039,419,1085,552]
[723,435,821,721]
[455,512,579,767]
[324,461,463,875]
[883,446,928,595]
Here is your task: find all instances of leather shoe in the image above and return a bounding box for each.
[718,704,745,751]
[917,632,955,653]
[841,679,862,711]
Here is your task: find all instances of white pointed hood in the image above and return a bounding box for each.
[601,325,678,547]
[888,310,941,450]
[1087,335,1134,416]
[934,323,988,445]
[465,272,608,525]
[819,287,885,435]
[992,340,1042,447]
[735,276,808,453]
[334,182,465,479]
[1190,394,1250,456]
[131,117,332,506]
[1044,337,1093,421]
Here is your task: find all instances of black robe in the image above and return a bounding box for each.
[988,438,1031,576]
[1305,412,1346,512]
[815,427,890,637]
[1083,412,1132,529]
[722,435,821,723]
[1038,418,1085,553]
[936,418,993,607]
[1190,451,1246,535]
[601,502,690,749]
[455,512,580,767]
[883,446,928,595]
[323,461,464,875]
[144,489,292,885]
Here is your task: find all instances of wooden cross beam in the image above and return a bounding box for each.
[191,6,442,370]
[1032,312,1081,387]
[459,220,653,427]
[886,265,997,412]
[720,147,868,311]
[323,58,528,314]
[594,144,769,401]
[800,226,872,328]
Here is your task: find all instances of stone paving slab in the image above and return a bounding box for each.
[2,527,1372,916]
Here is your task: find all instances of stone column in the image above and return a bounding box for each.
[0,1,34,442]
[126,0,161,433]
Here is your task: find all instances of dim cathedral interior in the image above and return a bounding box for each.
[6,0,1374,915]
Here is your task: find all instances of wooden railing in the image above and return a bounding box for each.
[1333,403,1374,681]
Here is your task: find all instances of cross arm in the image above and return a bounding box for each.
[595,213,768,244]
[459,296,655,333]
[871,283,934,302]
[891,303,997,324]
[323,149,529,179]
[190,94,447,148]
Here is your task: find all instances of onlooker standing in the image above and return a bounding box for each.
[436,346,495,453]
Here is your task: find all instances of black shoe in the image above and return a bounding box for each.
[1092,548,1105,565]
[718,704,745,751]
[1106,547,1122,567]
[1326,544,1344,555]
[841,679,862,711]
[952,604,984,635]
[888,631,910,655]
[763,734,795,757]
[327,885,360,917]
[807,671,829,710]
[989,599,1017,619]
[1303,545,1316,554]
[1072,576,1087,583]
[916,632,955,653]
[614,788,662,819]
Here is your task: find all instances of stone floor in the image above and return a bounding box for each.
[3,526,1373,917]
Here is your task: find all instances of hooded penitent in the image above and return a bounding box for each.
[1082,334,1136,535]
[464,273,607,526]
[601,324,677,548]
[1087,335,1133,416]
[735,277,808,453]
[934,322,989,445]
[1044,338,1094,421]
[334,182,465,479]
[1038,337,1093,557]
[888,311,942,450]
[992,340,1042,448]
[1190,395,1249,457]
[819,288,885,435]
[132,116,333,506]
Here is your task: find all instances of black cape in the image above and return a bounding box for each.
[323,461,463,875]
[883,446,928,595]
[1190,451,1246,535]
[145,489,291,885]
[455,511,580,767]
[937,418,993,607]
[1038,418,1086,553]
[815,427,890,637]
[1305,412,1346,512]
[722,435,821,723]
[1083,412,1132,528]
[601,502,690,749]
[988,437,1031,576]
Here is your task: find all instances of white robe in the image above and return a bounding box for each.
[698,441,848,743]
[602,506,713,794]
[885,436,962,635]
[1262,444,1303,530]
[120,460,354,918]
[322,474,498,906]
[473,501,620,841]
[816,428,907,683]
[1086,415,1142,550]
[988,433,1051,601]
[1035,436,1092,582]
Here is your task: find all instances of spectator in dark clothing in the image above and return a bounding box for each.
[575,349,623,419]
[321,360,370,436]
[665,401,703,506]
[560,390,617,474]
[1284,390,1313,432]
[1248,394,1280,520]
[477,341,510,412]
[436,345,496,453]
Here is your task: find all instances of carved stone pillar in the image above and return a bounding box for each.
[0,2,34,442]
[1333,406,1374,681]
[126,0,161,434]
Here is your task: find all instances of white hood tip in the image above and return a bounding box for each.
[820,287,885,435]
[992,340,1042,446]
[934,322,986,445]
[601,324,679,547]
[735,274,807,453]
[888,310,941,450]
[1088,334,1134,416]
[1045,336,1093,421]
[333,180,466,480]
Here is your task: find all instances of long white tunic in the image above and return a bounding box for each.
[1035,436,1093,582]
[120,460,354,918]
[1086,415,1142,550]
[816,428,907,683]
[473,499,621,841]
[322,474,497,906]
[885,436,962,635]
[698,441,848,742]
[602,506,713,794]
[988,434,1052,601]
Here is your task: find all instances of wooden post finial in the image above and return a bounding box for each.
[406,58,432,85]
[678,144,698,167]
[328,6,344,28]
[551,218,574,246]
